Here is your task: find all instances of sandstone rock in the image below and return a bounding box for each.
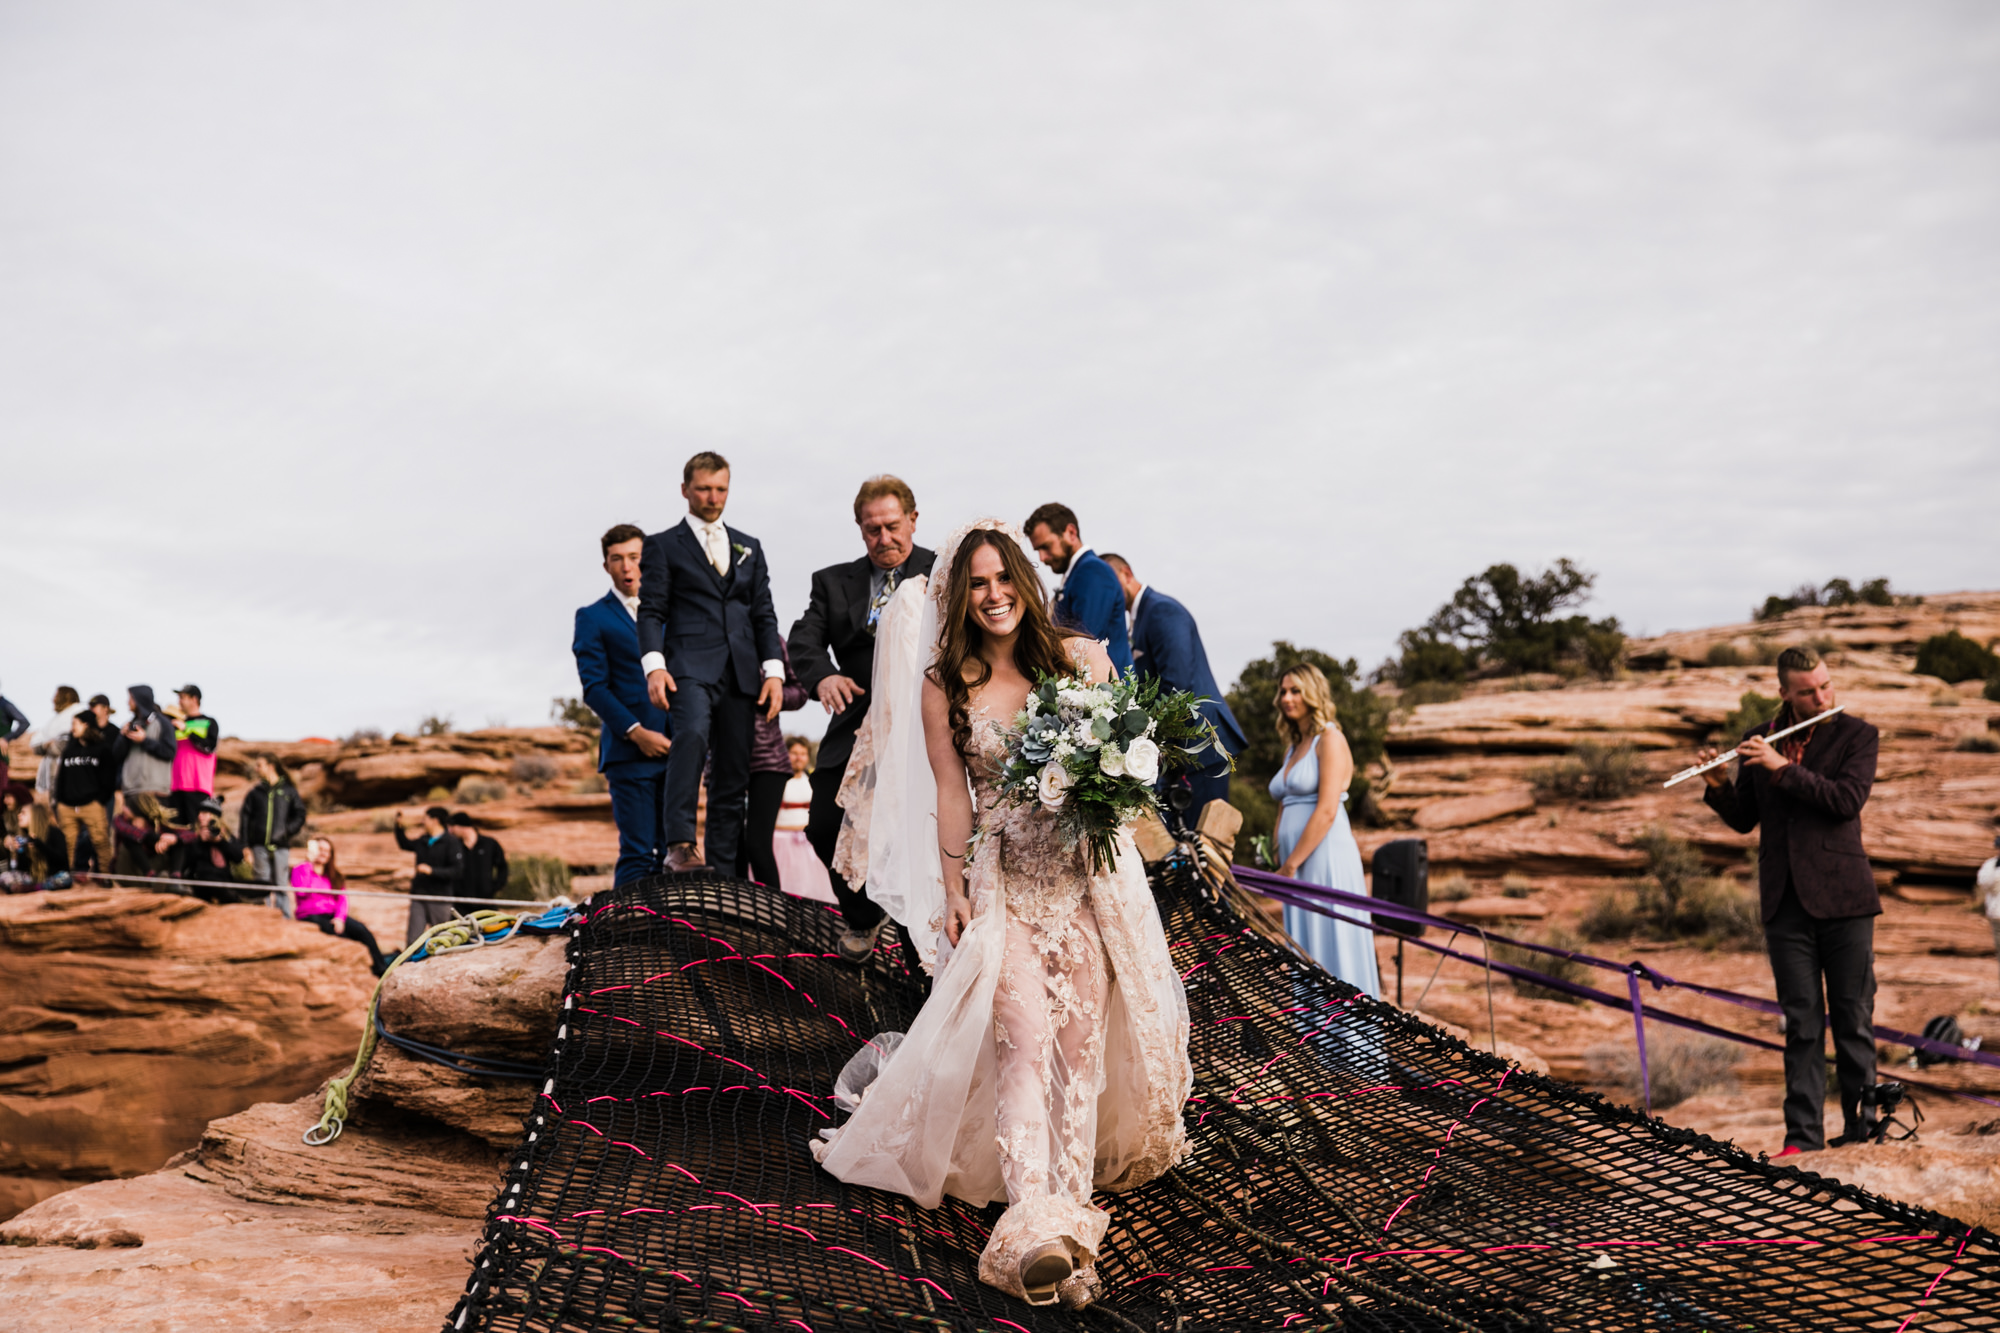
[0,891,373,1222]
[321,750,511,806]
[1435,896,1549,921]
[1626,591,2000,672]
[1412,785,1536,830]
[0,1171,474,1332]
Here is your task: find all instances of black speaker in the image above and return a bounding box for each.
[1370,838,1428,938]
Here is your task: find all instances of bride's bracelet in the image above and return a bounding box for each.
[938,847,965,860]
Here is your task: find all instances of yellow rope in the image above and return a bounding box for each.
[303,909,537,1146]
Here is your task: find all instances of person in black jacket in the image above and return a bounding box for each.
[448,811,510,900]
[785,474,935,965]
[175,798,257,902]
[1695,645,1881,1154]
[395,805,465,945]
[239,757,308,895]
[54,713,117,877]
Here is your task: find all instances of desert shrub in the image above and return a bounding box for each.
[1957,734,2000,754]
[1705,642,1744,668]
[1500,873,1535,899]
[1430,872,1474,903]
[1718,690,1782,745]
[1580,890,1640,941]
[368,811,397,833]
[1400,680,1464,707]
[1987,677,2000,704]
[504,853,572,901]
[1529,741,1643,801]
[1755,577,1907,623]
[511,755,560,787]
[1496,926,1589,1004]
[424,785,452,802]
[573,772,609,794]
[550,695,601,736]
[343,726,385,745]
[1582,622,1626,679]
[1613,828,1765,949]
[455,776,508,804]
[1390,558,1620,680]
[417,713,454,737]
[1587,1032,1741,1110]
[1916,631,1999,685]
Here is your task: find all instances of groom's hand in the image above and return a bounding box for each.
[817,675,864,714]
[647,669,677,711]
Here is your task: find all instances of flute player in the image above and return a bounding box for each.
[1692,645,1881,1156]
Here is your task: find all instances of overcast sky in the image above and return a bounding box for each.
[3,4,1995,740]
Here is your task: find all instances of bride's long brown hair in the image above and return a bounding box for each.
[929,529,1085,758]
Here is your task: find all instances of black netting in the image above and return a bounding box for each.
[445,863,1998,1331]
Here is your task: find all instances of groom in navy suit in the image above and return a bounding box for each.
[638,453,786,874]
[1025,502,1132,675]
[1103,553,1247,828]
[573,524,674,885]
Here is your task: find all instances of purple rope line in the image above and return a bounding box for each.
[1626,966,1651,1117]
[1233,866,2000,1109]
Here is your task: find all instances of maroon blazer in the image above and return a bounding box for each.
[1704,708,1880,921]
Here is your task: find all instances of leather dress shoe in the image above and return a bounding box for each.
[664,843,706,873]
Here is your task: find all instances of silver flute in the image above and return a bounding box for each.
[1660,704,1846,788]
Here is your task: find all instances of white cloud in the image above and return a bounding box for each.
[2,3,1995,736]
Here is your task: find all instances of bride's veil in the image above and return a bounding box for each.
[858,518,1028,975]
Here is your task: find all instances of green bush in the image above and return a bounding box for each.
[455,776,508,804]
[1755,577,1906,623]
[417,713,454,737]
[1915,631,1999,685]
[1430,872,1474,903]
[550,695,602,736]
[1496,926,1589,1003]
[1718,690,1782,745]
[1400,680,1464,707]
[1391,559,1618,680]
[1579,890,1640,941]
[1987,677,2000,704]
[504,854,572,901]
[1956,734,2000,754]
[1705,642,1744,667]
[1529,742,1644,801]
[510,755,559,787]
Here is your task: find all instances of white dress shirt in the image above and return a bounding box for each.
[1126,584,1146,641]
[639,514,784,683]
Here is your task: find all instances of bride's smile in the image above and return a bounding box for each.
[967,545,1022,638]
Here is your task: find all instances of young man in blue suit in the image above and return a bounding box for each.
[1024,502,1131,675]
[574,524,675,885]
[1103,553,1247,829]
[638,453,786,874]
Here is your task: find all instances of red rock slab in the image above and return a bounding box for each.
[1434,896,1549,921]
[0,1170,473,1332]
[1412,786,1537,831]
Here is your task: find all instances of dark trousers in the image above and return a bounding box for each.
[301,912,389,974]
[738,771,786,887]
[167,790,208,825]
[605,760,668,886]
[806,762,925,980]
[1766,886,1877,1150]
[663,678,754,870]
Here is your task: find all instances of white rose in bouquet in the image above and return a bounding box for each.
[1038,761,1074,810]
[1098,744,1127,778]
[1123,736,1161,783]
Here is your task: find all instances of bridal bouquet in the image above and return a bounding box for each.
[990,668,1231,873]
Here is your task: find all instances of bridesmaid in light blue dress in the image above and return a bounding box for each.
[1270,666,1382,1000]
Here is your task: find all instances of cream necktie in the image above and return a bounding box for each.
[700,521,729,575]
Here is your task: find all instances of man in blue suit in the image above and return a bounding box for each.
[638,452,786,874]
[573,524,675,885]
[1024,502,1131,675]
[1103,553,1247,829]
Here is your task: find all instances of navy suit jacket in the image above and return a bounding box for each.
[1053,549,1131,675]
[1130,587,1247,763]
[636,520,785,696]
[573,590,671,773]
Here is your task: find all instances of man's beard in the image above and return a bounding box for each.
[1049,549,1074,575]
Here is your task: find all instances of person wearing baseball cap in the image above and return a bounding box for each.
[168,684,219,826]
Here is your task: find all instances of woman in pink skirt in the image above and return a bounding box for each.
[773,737,835,903]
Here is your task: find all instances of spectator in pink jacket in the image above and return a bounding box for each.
[291,837,389,976]
[168,684,220,826]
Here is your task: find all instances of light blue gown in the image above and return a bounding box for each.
[1272,732,1382,1000]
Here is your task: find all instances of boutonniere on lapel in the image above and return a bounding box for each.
[731,542,751,564]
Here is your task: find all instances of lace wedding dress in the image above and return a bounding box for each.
[811,521,1192,1301]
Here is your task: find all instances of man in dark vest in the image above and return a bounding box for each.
[787,475,934,965]
[1695,645,1880,1155]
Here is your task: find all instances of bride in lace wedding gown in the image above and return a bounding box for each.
[812,520,1191,1307]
